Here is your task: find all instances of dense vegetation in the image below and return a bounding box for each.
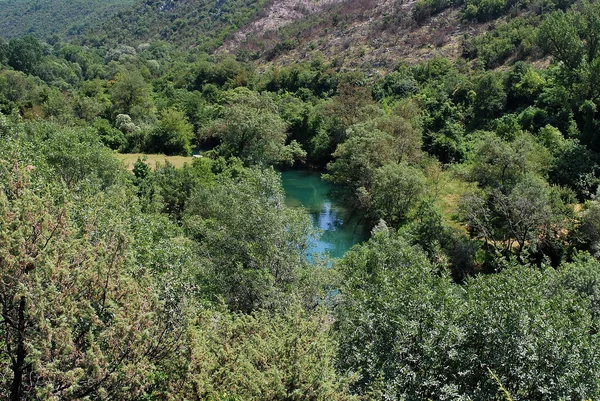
[83,0,273,51]
[0,0,135,39]
[2,0,600,399]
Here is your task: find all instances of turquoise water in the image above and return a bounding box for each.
[281,170,369,260]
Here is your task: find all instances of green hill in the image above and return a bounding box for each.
[0,0,136,39]
[84,0,273,51]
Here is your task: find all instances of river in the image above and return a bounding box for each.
[281,170,369,260]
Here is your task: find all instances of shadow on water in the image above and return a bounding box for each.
[280,169,370,261]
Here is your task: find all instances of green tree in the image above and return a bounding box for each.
[183,167,314,312]
[468,132,551,190]
[36,123,123,190]
[149,108,194,155]
[7,36,43,75]
[335,229,463,399]
[538,1,600,148]
[205,90,305,166]
[183,306,355,400]
[324,123,398,192]
[371,163,427,227]
[109,71,153,119]
[460,174,573,262]
[574,191,600,257]
[151,158,216,219]
[473,72,507,123]
[336,229,600,399]
[0,169,187,400]
[310,83,378,162]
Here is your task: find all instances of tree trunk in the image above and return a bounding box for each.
[10,296,26,401]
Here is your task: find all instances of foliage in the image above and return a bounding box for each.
[463,17,540,69]
[412,0,458,22]
[574,191,600,257]
[460,174,573,263]
[7,36,43,75]
[204,89,306,166]
[0,115,350,400]
[85,0,272,51]
[1,1,600,398]
[0,0,135,39]
[109,71,153,120]
[184,307,355,401]
[0,167,188,400]
[336,229,600,399]
[466,132,550,188]
[148,108,194,156]
[538,1,600,150]
[324,109,423,213]
[183,166,315,312]
[371,162,427,227]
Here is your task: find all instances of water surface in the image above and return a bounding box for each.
[281,170,368,260]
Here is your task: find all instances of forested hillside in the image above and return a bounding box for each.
[2,0,600,399]
[0,0,135,39]
[84,0,274,51]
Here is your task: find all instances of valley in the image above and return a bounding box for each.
[0,0,599,399]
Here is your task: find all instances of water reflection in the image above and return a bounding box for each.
[281,170,368,260]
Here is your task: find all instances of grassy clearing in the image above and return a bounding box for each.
[118,153,193,170]
[427,166,475,231]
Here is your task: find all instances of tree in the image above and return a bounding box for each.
[0,168,187,400]
[109,71,153,119]
[458,262,600,400]
[538,7,586,72]
[335,229,600,400]
[370,110,423,164]
[335,229,463,399]
[538,1,600,149]
[7,36,43,75]
[460,174,573,263]
[184,306,355,400]
[468,132,551,190]
[420,84,468,163]
[574,191,600,257]
[506,63,546,109]
[372,68,419,101]
[473,72,507,123]
[152,157,216,219]
[310,83,378,161]
[324,123,398,192]
[371,163,427,228]
[149,108,194,155]
[183,167,314,312]
[35,123,124,190]
[205,90,305,166]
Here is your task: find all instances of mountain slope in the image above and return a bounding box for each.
[219,0,479,71]
[85,0,273,51]
[0,0,136,39]
[75,0,559,71]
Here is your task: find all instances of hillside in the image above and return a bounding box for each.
[0,0,563,71]
[78,0,554,72]
[0,0,136,39]
[218,0,553,71]
[84,0,273,51]
[220,0,477,71]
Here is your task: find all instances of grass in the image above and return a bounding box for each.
[117,153,194,170]
[426,165,476,232]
